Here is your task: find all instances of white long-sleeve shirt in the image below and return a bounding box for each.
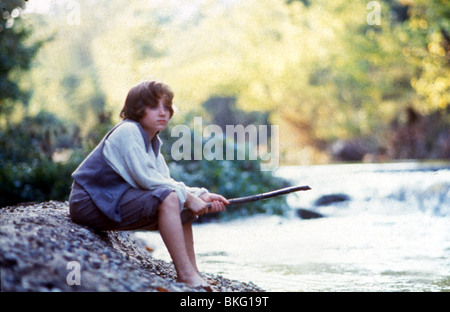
[102,121,207,207]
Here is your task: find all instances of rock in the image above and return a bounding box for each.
[330,139,367,161]
[295,208,324,220]
[314,193,351,206]
[0,201,263,292]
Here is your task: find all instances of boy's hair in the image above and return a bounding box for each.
[120,81,174,121]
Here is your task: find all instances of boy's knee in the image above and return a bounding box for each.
[158,191,179,212]
[140,191,179,221]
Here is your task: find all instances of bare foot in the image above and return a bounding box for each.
[177,273,209,288]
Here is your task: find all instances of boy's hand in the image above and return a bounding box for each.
[185,193,209,215]
[199,193,229,213]
[186,192,229,216]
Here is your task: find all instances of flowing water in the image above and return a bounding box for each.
[137,162,450,291]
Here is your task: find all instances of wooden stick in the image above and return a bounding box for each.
[206,185,311,208]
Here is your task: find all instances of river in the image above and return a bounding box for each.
[137,162,450,291]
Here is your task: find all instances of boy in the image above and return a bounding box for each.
[69,81,229,288]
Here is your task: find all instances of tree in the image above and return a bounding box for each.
[0,1,81,207]
[0,0,41,120]
[397,0,449,113]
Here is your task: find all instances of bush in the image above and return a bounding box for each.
[0,158,79,207]
[0,111,81,207]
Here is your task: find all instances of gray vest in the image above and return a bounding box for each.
[72,120,150,222]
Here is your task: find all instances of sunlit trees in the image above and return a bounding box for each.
[398,0,449,112]
[0,0,41,122]
[15,0,450,162]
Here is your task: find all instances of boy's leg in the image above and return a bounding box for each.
[158,192,206,286]
[183,221,200,273]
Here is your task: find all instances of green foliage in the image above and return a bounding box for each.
[0,0,42,117]
[0,158,78,207]
[0,111,82,207]
[0,111,80,162]
[18,0,448,164]
[397,0,450,112]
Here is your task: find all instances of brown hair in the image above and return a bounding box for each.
[120,81,174,121]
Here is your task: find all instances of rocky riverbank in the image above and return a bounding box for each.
[0,201,263,292]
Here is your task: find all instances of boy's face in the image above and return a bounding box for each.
[138,98,171,136]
